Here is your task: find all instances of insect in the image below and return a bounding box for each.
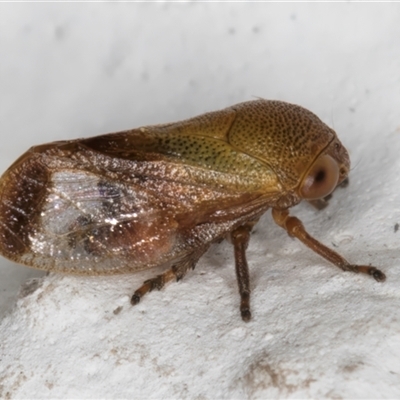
[0,100,385,321]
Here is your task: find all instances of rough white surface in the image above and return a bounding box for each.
[1,3,400,399]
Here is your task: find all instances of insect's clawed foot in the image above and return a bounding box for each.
[241,309,251,322]
[345,264,386,282]
[240,291,251,322]
[131,293,141,305]
[368,267,386,282]
[131,269,178,306]
[130,274,166,306]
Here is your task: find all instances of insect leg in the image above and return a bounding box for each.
[271,208,386,282]
[307,196,331,210]
[131,246,209,306]
[230,223,256,322]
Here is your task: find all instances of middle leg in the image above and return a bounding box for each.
[230,222,257,322]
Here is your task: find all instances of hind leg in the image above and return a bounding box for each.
[131,246,209,305]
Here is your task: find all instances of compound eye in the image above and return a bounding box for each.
[300,155,339,200]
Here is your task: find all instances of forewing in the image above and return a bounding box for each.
[0,111,280,274]
[2,146,267,275]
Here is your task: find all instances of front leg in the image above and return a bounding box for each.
[271,208,386,281]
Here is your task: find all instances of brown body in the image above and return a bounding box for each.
[0,100,385,320]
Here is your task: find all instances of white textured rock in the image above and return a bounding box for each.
[1,3,400,399]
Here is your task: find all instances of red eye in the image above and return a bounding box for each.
[299,155,339,200]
